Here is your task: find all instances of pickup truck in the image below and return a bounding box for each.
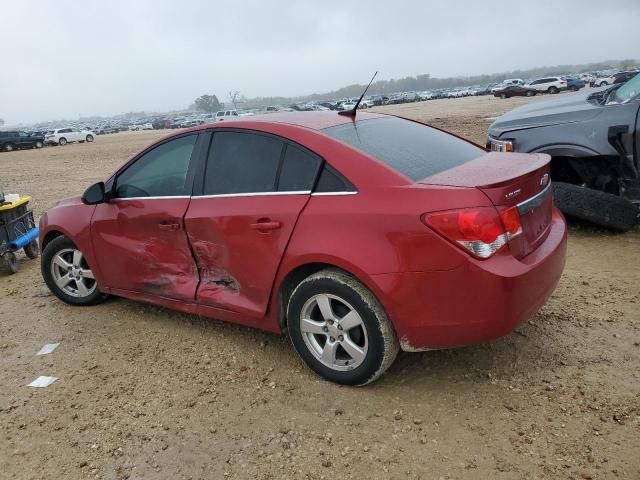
[487,73,640,231]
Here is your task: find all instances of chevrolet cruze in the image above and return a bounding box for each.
[40,112,567,385]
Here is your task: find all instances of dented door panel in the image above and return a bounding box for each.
[91,198,199,300]
[184,194,309,317]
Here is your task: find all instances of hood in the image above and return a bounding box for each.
[488,89,606,137]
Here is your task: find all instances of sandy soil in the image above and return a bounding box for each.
[1,94,639,480]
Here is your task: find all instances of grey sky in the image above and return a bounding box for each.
[2,0,639,124]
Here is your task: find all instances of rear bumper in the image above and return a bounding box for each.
[372,208,567,351]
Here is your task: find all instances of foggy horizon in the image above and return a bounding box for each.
[2,0,639,124]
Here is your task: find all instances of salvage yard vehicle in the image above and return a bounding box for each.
[525,77,567,94]
[0,131,45,152]
[488,72,640,231]
[39,111,567,385]
[45,127,95,145]
[493,85,537,98]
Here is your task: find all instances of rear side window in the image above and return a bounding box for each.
[204,132,284,195]
[277,145,321,192]
[314,164,355,192]
[323,117,483,181]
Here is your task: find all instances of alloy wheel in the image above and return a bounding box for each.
[50,248,97,298]
[299,294,368,371]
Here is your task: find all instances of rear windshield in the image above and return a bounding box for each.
[323,116,484,180]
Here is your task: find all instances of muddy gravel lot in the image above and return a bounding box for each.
[1,94,639,480]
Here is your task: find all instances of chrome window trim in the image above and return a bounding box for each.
[112,195,191,201]
[192,190,311,199]
[516,182,552,214]
[310,191,358,196]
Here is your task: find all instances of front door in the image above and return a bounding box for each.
[91,133,200,301]
[184,130,321,317]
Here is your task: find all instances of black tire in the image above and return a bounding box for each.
[3,252,18,274]
[553,182,638,232]
[86,134,94,142]
[35,141,43,149]
[287,269,399,386]
[526,90,534,96]
[500,93,507,99]
[24,240,39,259]
[41,235,107,306]
[58,137,67,146]
[569,86,579,92]
[4,143,14,152]
[548,86,559,94]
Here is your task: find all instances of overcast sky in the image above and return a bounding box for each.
[1,0,639,124]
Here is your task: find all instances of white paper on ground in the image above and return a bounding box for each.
[36,343,60,356]
[27,376,58,388]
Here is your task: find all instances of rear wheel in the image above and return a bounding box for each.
[553,182,638,232]
[526,90,534,96]
[41,235,107,305]
[58,137,67,146]
[86,134,94,142]
[500,93,507,99]
[24,240,39,259]
[34,141,43,149]
[4,143,14,152]
[287,269,399,386]
[548,86,559,94]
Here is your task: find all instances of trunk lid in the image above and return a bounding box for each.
[420,152,553,258]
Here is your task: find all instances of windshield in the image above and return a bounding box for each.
[609,73,640,104]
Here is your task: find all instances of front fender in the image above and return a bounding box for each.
[39,198,105,289]
[530,144,600,158]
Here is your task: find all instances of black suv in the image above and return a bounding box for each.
[0,131,45,152]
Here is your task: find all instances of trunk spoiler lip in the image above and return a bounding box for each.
[417,152,550,189]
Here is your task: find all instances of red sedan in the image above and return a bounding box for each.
[39,112,567,385]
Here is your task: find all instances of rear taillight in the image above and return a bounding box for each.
[422,206,522,259]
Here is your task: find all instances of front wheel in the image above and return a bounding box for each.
[34,141,43,149]
[4,143,14,152]
[86,134,94,142]
[500,93,507,99]
[3,252,18,274]
[548,86,559,94]
[526,90,534,96]
[41,235,107,305]
[287,269,399,386]
[58,137,67,146]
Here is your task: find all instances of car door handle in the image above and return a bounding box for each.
[250,220,281,231]
[158,222,180,231]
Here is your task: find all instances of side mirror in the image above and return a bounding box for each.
[82,181,106,205]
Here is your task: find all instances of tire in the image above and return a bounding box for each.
[35,141,43,149]
[41,235,107,306]
[287,269,399,386]
[500,93,507,99]
[548,87,559,94]
[58,137,67,146]
[24,240,39,259]
[86,134,94,142]
[526,90,534,96]
[3,252,18,274]
[569,86,578,92]
[553,182,638,232]
[4,143,14,152]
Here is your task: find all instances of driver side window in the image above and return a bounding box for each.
[115,134,196,198]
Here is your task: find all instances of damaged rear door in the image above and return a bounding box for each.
[185,130,321,317]
[91,133,202,300]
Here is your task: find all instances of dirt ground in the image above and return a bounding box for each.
[1,94,639,480]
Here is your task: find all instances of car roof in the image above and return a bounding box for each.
[186,111,388,132]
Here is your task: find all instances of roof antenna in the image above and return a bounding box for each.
[339,71,378,117]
